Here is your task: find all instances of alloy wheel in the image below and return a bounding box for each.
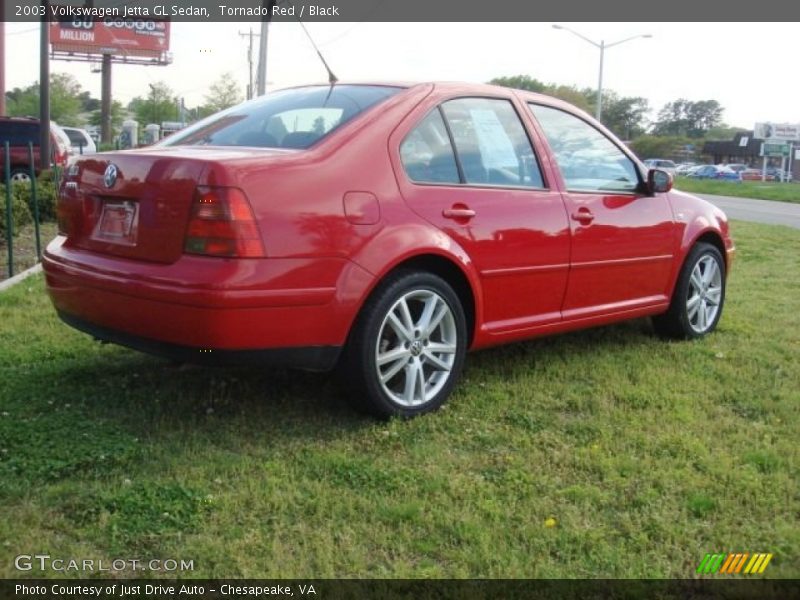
[375,289,457,407]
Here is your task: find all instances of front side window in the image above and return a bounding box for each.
[529,104,640,193]
[162,85,401,150]
[442,98,544,188]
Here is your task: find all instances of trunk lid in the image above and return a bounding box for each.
[59,147,290,264]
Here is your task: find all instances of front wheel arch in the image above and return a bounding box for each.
[654,241,726,339]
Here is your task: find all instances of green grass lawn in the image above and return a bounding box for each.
[0,221,798,579]
[675,177,800,203]
[1,221,59,279]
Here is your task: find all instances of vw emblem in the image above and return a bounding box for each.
[103,164,118,188]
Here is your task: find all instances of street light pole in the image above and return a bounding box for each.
[552,25,651,122]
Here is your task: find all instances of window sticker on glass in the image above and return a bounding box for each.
[469,109,519,170]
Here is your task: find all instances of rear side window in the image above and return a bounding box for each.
[529,104,640,193]
[162,85,401,150]
[442,98,544,188]
[400,99,545,188]
[400,110,460,184]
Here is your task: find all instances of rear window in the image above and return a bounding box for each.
[162,85,402,150]
[0,121,39,146]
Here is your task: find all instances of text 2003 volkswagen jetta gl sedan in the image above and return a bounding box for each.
[44,83,734,418]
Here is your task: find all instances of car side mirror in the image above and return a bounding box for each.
[647,168,673,194]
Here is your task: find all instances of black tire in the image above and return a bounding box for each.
[340,270,467,419]
[653,242,726,339]
[9,169,32,184]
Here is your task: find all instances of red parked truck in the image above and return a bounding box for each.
[0,117,70,182]
[43,82,734,417]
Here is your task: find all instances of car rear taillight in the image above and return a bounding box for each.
[184,186,265,258]
[56,180,78,235]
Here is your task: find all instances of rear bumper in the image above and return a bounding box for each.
[43,236,373,370]
[58,311,341,370]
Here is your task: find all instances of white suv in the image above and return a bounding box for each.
[61,126,98,155]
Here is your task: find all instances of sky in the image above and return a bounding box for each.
[3,21,798,129]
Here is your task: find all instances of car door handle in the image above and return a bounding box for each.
[571,208,595,224]
[442,207,476,220]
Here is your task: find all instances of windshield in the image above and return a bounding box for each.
[161,85,403,150]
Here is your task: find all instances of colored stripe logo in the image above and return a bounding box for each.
[696,553,773,574]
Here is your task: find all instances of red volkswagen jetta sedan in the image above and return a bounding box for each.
[44,83,734,417]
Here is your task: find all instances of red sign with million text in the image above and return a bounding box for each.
[50,18,170,58]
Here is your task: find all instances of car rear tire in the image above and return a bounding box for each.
[653,242,726,339]
[341,270,467,419]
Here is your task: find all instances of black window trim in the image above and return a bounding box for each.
[399,95,550,192]
[527,101,647,197]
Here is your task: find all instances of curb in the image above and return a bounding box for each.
[0,263,43,292]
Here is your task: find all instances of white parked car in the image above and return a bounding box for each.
[61,126,98,155]
[675,163,698,176]
[643,159,677,176]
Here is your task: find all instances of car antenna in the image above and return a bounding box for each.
[290,3,339,85]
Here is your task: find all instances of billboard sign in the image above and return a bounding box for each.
[754,122,800,141]
[50,18,170,58]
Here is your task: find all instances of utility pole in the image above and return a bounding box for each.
[239,29,258,100]
[100,55,112,143]
[39,0,50,168]
[0,15,6,116]
[256,0,277,96]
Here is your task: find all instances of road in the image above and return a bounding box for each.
[697,194,800,229]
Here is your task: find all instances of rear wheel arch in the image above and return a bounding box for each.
[351,253,479,349]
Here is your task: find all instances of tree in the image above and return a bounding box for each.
[5,86,37,117]
[203,72,243,114]
[629,135,694,161]
[489,75,547,93]
[312,116,326,136]
[490,75,594,112]
[705,125,747,141]
[601,93,650,140]
[89,100,125,135]
[50,74,84,125]
[129,81,179,125]
[5,73,84,126]
[652,99,724,138]
[546,85,594,113]
[78,90,100,113]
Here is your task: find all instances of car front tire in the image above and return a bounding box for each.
[341,270,467,419]
[653,242,726,339]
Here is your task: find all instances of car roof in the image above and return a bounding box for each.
[279,81,587,112]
